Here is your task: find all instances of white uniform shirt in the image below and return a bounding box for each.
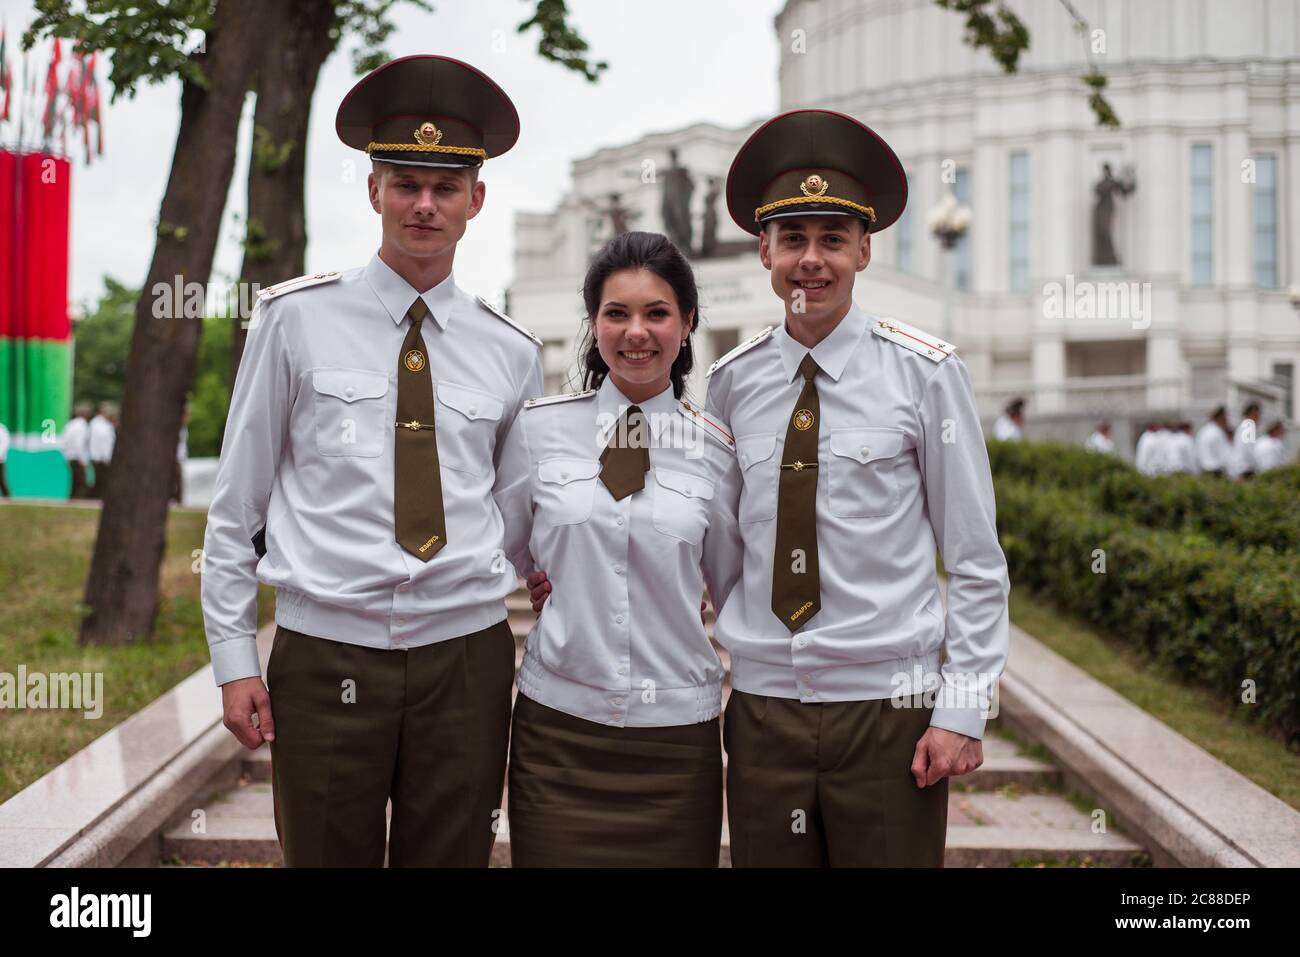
[1255,435,1287,472]
[1135,430,1159,475]
[705,306,1010,740]
[1228,419,1260,477]
[201,254,543,686]
[494,377,743,727]
[1170,432,1198,474]
[62,417,89,464]
[1195,422,1231,473]
[88,415,115,463]
[1084,431,1114,454]
[992,414,1021,441]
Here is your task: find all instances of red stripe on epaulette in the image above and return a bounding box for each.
[894,327,950,357]
[696,410,734,443]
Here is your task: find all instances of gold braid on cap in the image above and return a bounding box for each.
[366,142,488,160]
[755,195,877,223]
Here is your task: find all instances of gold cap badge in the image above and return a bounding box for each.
[800,174,829,198]
[414,121,443,147]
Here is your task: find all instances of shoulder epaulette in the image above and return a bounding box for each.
[871,317,954,363]
[257,271,341,300]
[679,399,735,451]
[523,390,596,410]
[706,325,775,377]
[477,295,543,347]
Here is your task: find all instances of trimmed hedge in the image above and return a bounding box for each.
[988,440,1300,552]
[995,478,1300,744]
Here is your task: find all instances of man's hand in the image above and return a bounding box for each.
[221,676,275,750]
[526,570,551,613]
[911,726,982,787]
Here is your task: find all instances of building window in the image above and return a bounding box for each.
[1190,144,1214,286]
[1254,154,1278,289]
[1273,362,1294,420]
[896,171,913,274]
[955,166,971,291]
[1008,151,1029,293]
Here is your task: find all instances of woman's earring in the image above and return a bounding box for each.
[681,339,687,347]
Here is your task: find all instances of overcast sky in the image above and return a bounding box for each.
[0,0,785,312]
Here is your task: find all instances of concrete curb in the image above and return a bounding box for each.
[0,624,273,868]
[998,622,1300,867]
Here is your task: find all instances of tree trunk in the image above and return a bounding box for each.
[79,0,266,646]
[231,0,339,382]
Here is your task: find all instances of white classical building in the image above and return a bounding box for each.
[510,0,1300,452]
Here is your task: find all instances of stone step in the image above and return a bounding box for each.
[162,766,1134,868]
[160,782,283,866]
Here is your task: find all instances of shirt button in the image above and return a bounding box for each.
[345,386,355,398]
[616,517,624,526]
[740,454,748,465]
[617,665,628,676]
[560,471,569,480]
[797,636,808,648]
[614,564,624,575]
[468,405,478,416]
[860,446,870,457]
[801,689,813,698]
[615,614,625,624]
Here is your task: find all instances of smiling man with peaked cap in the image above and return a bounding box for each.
[202,55,543,867]
[706,108,1010,867]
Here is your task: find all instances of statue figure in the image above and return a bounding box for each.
[698,177,722,258]
[1092,162,1135,267]
[661,148,694,254]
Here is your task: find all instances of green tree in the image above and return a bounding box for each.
[29,0,268,646]
[71,277,136,407]
[188,314,232,458]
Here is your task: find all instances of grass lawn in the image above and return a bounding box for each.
[1009,585,1300,812]
[0,503,273,804]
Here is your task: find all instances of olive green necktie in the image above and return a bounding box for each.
[394,299,446,561]
[599,405,650,501]
[772,353,822,631]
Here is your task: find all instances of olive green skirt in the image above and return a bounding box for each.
[507,693,723,867]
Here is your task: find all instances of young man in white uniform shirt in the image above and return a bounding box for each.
[1195,407,1232,476]
[704,110,1009,867]
[62,402,92,498]
[201,55,542,867]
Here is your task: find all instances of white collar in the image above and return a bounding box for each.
[363,252,457,330]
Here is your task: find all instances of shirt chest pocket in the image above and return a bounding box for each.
[535,458,600,526]
[435,382,504,477]
[735,433,778,524]
[828,427,906,518]
[312,368,390,457]
[651,467,714,546]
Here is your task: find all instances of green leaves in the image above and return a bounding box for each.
[24,0,214,100]
[517,0,607,83]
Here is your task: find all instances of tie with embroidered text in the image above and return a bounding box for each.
[599,405,650,501]
[772,353,822,631]
[394,299,446,561]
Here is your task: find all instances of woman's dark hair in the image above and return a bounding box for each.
[578,231,699,399]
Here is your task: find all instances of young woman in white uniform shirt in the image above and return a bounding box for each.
[494,231,743,866]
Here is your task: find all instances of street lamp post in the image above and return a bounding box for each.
[928,190,971,347]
